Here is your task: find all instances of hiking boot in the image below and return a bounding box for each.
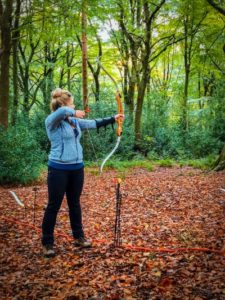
[74,237,92,248]
[43,244,55,257]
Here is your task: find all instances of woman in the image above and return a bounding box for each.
[42,88,124,257]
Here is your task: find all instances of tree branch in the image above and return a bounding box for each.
[149,36,185,62]
[206,0,225,16]
[208,54,225,75]
[148,0,166,26]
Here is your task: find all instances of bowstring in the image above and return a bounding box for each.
[84,91,103,168]
[85,58,125,171]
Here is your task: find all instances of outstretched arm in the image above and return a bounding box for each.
[76,117,115,131]
[76,114,124,131]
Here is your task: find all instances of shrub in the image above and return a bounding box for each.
[0,123,45,184]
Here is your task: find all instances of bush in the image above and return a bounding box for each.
[0,122,45,184]
[185,129,221,158]
[24,110,50,156]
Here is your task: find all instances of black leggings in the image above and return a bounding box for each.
[42,166,84,246]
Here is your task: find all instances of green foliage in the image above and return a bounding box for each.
[142,89,223,160]
[29,110,50,156]
[154,159,176,168]
[185,129,221,158]
[84,79,224,166]
[0,120,45,184]
[148,125,222,159]
[86,159,154,172]
[3,0,225,184]
[179,155,216,170]
[209,80,225,142]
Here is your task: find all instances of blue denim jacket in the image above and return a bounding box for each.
[45,107,96,164]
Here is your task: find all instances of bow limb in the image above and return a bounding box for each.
[97,59,124,172]
[9,191,25,207]
[100,90,124,173]
[100,136,121,173]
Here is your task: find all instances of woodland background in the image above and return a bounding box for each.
[0,2,225,299]
[0,0,225,183]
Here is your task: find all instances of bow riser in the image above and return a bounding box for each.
[116,92,123,137]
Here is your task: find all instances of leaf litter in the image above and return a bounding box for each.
[0,166,225,299]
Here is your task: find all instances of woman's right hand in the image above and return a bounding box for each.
[75,110,85,118]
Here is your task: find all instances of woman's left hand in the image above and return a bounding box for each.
[114,114,125,121]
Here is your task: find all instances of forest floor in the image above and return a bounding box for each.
[0,166,225,300]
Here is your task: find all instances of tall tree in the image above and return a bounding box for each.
[77,33,102,102]
[114,0,183,147]
[87,35,102,102]
[12,0,21,124]
[0,0,13,128]
[18,37,41,112]
[205,0,225,170]
[181,0,207,133]
[82,0,88,112]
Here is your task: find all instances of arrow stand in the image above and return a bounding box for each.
[114,179,122,247]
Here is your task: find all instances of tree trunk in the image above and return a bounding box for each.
[134,73,149,143]
[118,4,136,121]
[66,43,71,91]
[81,0,88,112]
[118,0,166,147]
[93,72,100,101]
[42,42,50,109]
[0,0,13,128]
[12,0,21,125]
[42,65,48,110]
[127,63,136,117]
[41,42,59,112]
[182,16,189,133]
[81,0,90,157]
[134,0,152,146]
[23,66,29,112]
[88,35,101,102]
[92,35,101,102]
[214,144,225,171]
[0,1,3,58]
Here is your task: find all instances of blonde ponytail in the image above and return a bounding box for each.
[50,88,72,111]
